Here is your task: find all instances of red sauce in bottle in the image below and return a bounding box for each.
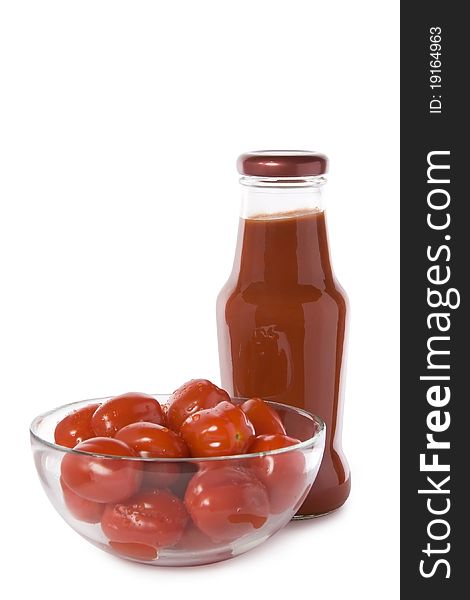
[217,152,350,516]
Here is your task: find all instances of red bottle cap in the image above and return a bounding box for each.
[237,150,328,178]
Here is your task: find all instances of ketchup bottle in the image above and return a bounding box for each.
[216,151,350,517]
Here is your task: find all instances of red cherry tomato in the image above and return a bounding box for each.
[180,401,255,457]
[54,403,100,448]
[92,392,164,437]
[115,422,188,458]
[60,477,105,523]
[240,398,286,436]
[115,422,189,488]
[61,437,142,503]
[248,434,306,514]
[184,466,269,542]
[108,541,158,561]
[166,379,230,432]
[101,489,188,550]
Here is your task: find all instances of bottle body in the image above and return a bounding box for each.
[217,172,350,516]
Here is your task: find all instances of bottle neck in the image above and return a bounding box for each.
[240,175,325,218]
[233,178,333,288]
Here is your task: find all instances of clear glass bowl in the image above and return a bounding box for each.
[30,395,325,566]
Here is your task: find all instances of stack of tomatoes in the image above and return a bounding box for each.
[55,379,306,560]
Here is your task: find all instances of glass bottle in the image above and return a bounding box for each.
[216,151,350,517]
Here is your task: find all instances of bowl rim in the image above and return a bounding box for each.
[30,394,325,462]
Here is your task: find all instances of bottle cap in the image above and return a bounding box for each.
[237,150,328,178]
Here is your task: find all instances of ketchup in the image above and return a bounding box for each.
[216,151,350,517]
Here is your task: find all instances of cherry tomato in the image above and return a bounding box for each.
[184,466,269,542]
[92,392,164,437]
[248,434,306,514]
[180,401,255,457]
[61,437,142,503]
[109,541,158,561]
[240,398,286,436]
[54,403,100,448]
[115,422,189,488]
[101,489,188,549]
[60,477,105,523]
[166,379,230,432]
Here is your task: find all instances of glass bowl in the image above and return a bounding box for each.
[30,395,325,566]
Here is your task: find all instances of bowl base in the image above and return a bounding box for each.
[292,505,341,520]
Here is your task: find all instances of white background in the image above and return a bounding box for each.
[0,1,399,598]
